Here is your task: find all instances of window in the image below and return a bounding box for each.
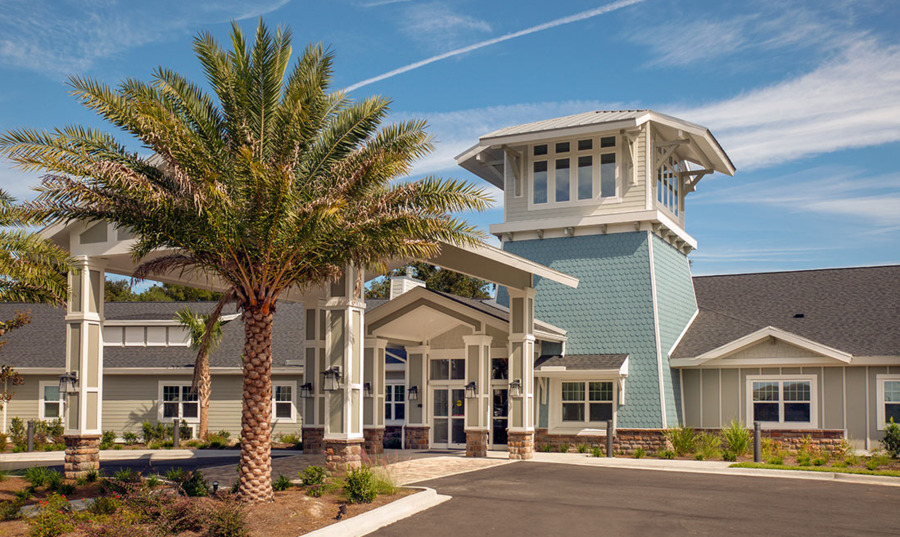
[385,383,406,423]
[159,383,199,422]
[748,376,816,427]
[430,359,465,381]
[877,375,900,430]
[272,382,297,422]
[656,146,682,217]
[39,382,63,421]
[561,381,613,424]
[491,358,509,380]
[530,135,618,208]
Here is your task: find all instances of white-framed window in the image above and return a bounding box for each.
[655,145,683,218]
[561,381,614,423]
[528,135,619,209]
[38,381,64,421]
[746,375,817,428]
[158,382,200,423]
[876,375,900,430]
[430,359,465,381]
[385,383,406,424]
[272,381,297,423]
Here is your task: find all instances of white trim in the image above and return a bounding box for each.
[38,381,64,421]
[385,380,407,426]
[745,374,818,429]
[667,308,699,358]
[548,377,617,434]
[272,380,298,424]
[156,380,200,425]
[670,326,853,368]
[647,232,668,428]
[875,374,900,431]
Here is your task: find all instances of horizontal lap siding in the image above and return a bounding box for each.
[3,375,52,430]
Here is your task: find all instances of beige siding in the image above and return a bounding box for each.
[3,375,52,431]
[700,369,719,428]
[823,367,845,429]
[429,325,472,350]
[845,367,868,450]
[868,367,888,450]
[682,369,701,427]
[722,340,823,361]
[486,325,509,348]
[720,369,741,424]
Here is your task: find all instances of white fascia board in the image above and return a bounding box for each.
[103,367,304,375]
[667,308,699,358]
[534,329,567,343]
[620,356,630,377]
[534,369,626,379]
[452,242,579,289]
[672,326,853,367]
[478,119,639,147]
[10,368,65,374]
[640,112,736,176]
[104,313,239,327]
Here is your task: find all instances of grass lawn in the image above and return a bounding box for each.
[730,462,900,478]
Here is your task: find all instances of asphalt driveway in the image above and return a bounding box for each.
[372,462,900,537]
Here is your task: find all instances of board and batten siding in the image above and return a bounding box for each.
[504,133,648,224]
[681,365,900,451]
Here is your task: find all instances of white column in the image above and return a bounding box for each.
[404,345,430,449]
[507,286,536,459]
[64,256,104,436]
[302,302,326,452]
[463,334,492,457]
[363,338,388,430]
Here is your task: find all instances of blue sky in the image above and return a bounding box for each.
[1,0,898,276]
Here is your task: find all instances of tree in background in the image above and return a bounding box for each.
[366,261,492,299]
[175,307,225,440]
[1,21,490,501]
[105,279,223,302]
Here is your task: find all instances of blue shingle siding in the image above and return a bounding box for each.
[502,232,662,428]
[651,234,698,426]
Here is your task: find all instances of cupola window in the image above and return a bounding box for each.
[529,135,619,207]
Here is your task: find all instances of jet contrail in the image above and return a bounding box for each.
[346,0,646,92]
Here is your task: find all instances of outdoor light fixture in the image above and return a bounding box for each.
[58,372,78,395]
[407,385,419,401]
[363,382,373,397]
[322,366,343,392]
[509,378,523,398]
[212,481,219,494]
[300,383,314,398]
[465,381,477,399]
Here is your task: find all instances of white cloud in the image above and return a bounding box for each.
[0,159,42,201]
[401,3,491,51]
[347,0,646,91]
[0,0,292,77]
[677,40,900,171]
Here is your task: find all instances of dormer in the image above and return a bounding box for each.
[456,110,735,253]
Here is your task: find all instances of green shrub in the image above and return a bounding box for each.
[272,475,292,492]
[659,449,675,460]
[881,418,900,458]
[591,446,602,457]
[0,432,8,452]
[24,466,50,488]
[345,466,377,504]
[180,471,209,497]
[665,427,698,456]
[0,498,23,521]
[307,484,323,497]
[122,431,138,445]
[558,443,570,453]
[722,420,752,458]
[114,467,139,483]
[539,444,553,453]
[14,488,33,502]
[141,421,156,444]
[696,432,721,461]
[866,454,890,471]
[199,496,248,537]
[633,447,645,459]
[44,470,66,494]
[576,443,590,454]
[277,432,301,445]
[165,467,186,482]
[10,418,25,449]
[100,430,117,450]
[300,465,326,487]
[767,454,784,465]
[722,450,737,462]
[27,493,75,537]
[812,456,827,466]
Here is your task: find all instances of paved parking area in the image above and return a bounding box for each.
[372,461,900,537]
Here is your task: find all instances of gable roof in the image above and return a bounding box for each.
[671,265,900,360]
[0,302,305,370]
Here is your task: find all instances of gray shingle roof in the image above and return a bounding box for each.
[671,265,900,359]
[0,302,305,370]
[535,354,628,371]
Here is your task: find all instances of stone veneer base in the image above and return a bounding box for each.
[302,427,325,454]
[404,426,430,450]
[324,439,364,473]
[465,430,489,457]
[363,428,385,455]
[63,435,101,480]
[507,431,534,460]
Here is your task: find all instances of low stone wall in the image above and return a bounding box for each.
[384,425,403,449]
[535,427,846,455]
[301,427,324,454]
[363,428,384,455]
[405,426,429,450]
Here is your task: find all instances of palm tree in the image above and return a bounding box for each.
[0,20,491,502]
[0,189,69,305]
[174,307,225,441]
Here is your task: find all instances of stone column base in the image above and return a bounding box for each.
[363,428,385,455]
[302,427,324,454]
[324,439,364,473]
[466,430,489,457]
[63,434,101,480]
[404,426,430,450]
[508,431,534,460]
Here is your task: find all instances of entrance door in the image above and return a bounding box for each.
[432,388,466,448]
[491,388,508,447]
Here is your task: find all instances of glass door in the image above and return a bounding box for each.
[432,388,466,448]
[491,388,508,447]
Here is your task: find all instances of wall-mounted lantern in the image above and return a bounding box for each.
[300,383,314,398]
[407,385,419,401]
[363,382,373,398]
[58,371,78,395]
[322,366,343,392]
[509,378,523,398]
[465,381,477,399]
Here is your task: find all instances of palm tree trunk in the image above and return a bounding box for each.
[237,304,275,502]
[197,354,211,441]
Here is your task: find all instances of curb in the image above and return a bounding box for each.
[726,467,900,487]
[301,487,450,537]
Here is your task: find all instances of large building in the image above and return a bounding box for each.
[1,111,897,460]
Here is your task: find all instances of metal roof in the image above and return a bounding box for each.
[480,110,653,139]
